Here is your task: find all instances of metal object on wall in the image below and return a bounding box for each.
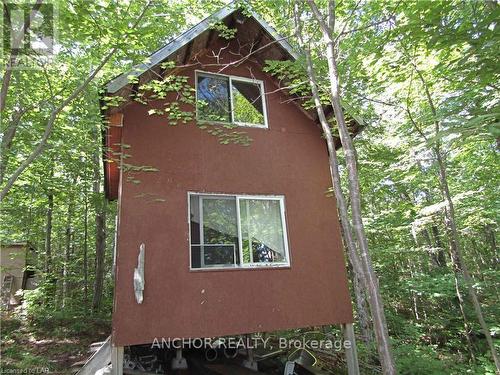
[133,243,145,304]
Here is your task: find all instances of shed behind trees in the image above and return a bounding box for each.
[1,243,37,306]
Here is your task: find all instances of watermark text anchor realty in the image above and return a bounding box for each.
[151,336,351,351]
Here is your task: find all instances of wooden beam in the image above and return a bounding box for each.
[183,40,194,64]
[111,345,124,375]
[204,29,215,50]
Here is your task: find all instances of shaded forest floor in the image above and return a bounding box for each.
[1,310,110,374]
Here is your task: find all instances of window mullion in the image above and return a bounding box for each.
[260,80,268,128]
[246,199,253,264]
[280,197,290,264]
[229,76,235,123]
[236,196,243,267]
[199,196,204,268]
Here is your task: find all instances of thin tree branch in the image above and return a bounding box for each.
[0,0,153,201]
[1,0,44,112]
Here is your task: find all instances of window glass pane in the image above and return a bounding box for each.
[190,195,201,268]
[239,199,286,264]
[239,203,252,263]
[202,198,238,266]
[231,80,265,125]
[191,196,238,268]
[190,194,288,269]
[197,74,231,122]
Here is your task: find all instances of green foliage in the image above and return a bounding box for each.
[393,342,451,375]
[262,0,499,372]
[1,0,498,373]
[1,307,109,371]
[210,21,237,40]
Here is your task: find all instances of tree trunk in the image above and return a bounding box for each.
[0,111,20,185]
[438,153,498,368]
[293,0,371,346]
[92,126,106,313]
[92,204,106,312]
[84,194,89,307]
[44,193,53,274]
[297,2,395,373]
[352,267,373,343]
[306,2,396,372]
[449,241,476,360]
[430,225,447,267]
[407,259,420,321]
[62,194,74,308]
[411,62,500,370]
[345,239,373,344]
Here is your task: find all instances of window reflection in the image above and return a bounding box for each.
[197,75,231,123]
[196,72,266,127]
[190,195,238,268]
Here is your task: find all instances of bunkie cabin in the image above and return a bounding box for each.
[92,2,362,374]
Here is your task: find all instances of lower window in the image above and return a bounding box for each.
[189,193,290,269]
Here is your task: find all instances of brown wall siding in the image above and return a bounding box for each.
[112,45,353,346]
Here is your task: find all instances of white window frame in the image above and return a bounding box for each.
[188,192,290,271]
[195,70,269,129]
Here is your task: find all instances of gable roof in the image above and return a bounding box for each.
[102,1,363,200]
[106,1,297,95]
[103,0,363,131]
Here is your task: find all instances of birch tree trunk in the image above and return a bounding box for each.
[305,2,396,373]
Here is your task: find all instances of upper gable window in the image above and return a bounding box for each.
[196,71,268,128]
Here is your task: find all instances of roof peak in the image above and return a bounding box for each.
[106,1,296,94]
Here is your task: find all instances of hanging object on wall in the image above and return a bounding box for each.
[134,243,145,304]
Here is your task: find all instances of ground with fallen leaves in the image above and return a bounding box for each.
[1,310,110,374]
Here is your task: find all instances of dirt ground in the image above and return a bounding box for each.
[1,310,110,374]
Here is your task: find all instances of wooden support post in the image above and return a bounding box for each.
[171,346,188,370]
[342,323,360,375]
[111,345,124,375]
[242,335,258,372]
[242,347,258,372]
